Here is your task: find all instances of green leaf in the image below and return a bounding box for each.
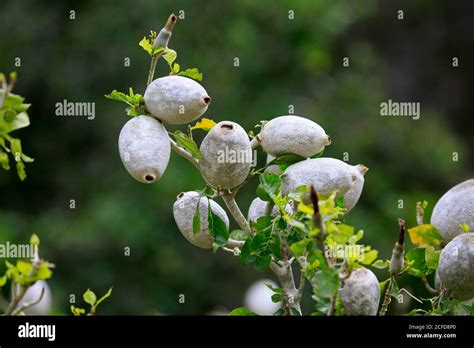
[290,307,302,316]
[95,287,113,307]
[170,130,204,161]
[405,248,433,277]
[259,173,281,201]
[34,262,52,281]
[29,234,40,246]
[177,68,203,81]
[16,161,26,181]
[335,196,345,209]
[228,307,258,316]
[139,36,164,57]
[290,239,309,258]
[192,197,201,235]
[16,260,32,275]
[163,49,177,68]
[311,267,339,299]
[408,224,443,248]
[360,249,378,265]
[372,259,389,269]
[104,89,145,117]
[70,305,86,316]
[0,275,7,287]
[425,247,440,270]
[267,154,306,167]
[83,289,97,306]
[207,202,229,251]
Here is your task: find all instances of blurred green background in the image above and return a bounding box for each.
[0,0,472,314]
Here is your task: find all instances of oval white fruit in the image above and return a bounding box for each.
[260,115,331,158]
[343,164,368,212]
[281,157,356,199]
[339,268,380,315]
[199,121,252,189]
[431,179,474,242]
[118,115,171,183]
[438,233,474,300]
[17,280,52,315]
[244,279,282,315]
[144,76,211,124]
[247,197,293,223]
[173,191,229,249]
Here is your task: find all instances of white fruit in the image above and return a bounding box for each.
[339,268,380,315]
[118,115,171,184]
[144,76,211,124]
[173,191,229,249]
[17,280,52,315]
[431,179,474,242]
[244,279,282,315]
[247,197,293,223]
[265,154,281,174]
[281,157,356,199]
[199,121,252,189]
[437,233,474,300]
[259,115,331,158]
[343,164,368,212]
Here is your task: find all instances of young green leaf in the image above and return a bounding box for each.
[207,202,229,251]
[177,68,203,81]
[95,287,113,307]
[83,289,97,306]
[192,197,201,235]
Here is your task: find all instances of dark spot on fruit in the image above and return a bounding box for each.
[177,192,185,199]
[203,96,211,105]
[221,123,233,130]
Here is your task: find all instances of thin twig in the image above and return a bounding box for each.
[170,138,199,168]
[221,190,251,233]
[379,277,393,316]
[422,276,438,294]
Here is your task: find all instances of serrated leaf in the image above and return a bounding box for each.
[177,68,203,81]
[408,224,442,248]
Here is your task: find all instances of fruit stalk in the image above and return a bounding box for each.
[147,14,177,86]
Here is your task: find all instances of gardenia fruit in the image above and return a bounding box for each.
[437,233,474,300]
[431,179,474,242]
[144,75,211,124]
[343,164,368,212]
[18,280,52,315]
[173,191,229,249]
[339,268,380,315]
[247,197,293,223]
[259,115,331,158]
[118,115,171,183]
[244,279,282,315]
[281,157,356,199]
[199,121,252,189]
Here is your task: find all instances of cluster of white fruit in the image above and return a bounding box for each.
[431,180,474,300]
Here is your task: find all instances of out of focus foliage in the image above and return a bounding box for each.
[0,0,472,314]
